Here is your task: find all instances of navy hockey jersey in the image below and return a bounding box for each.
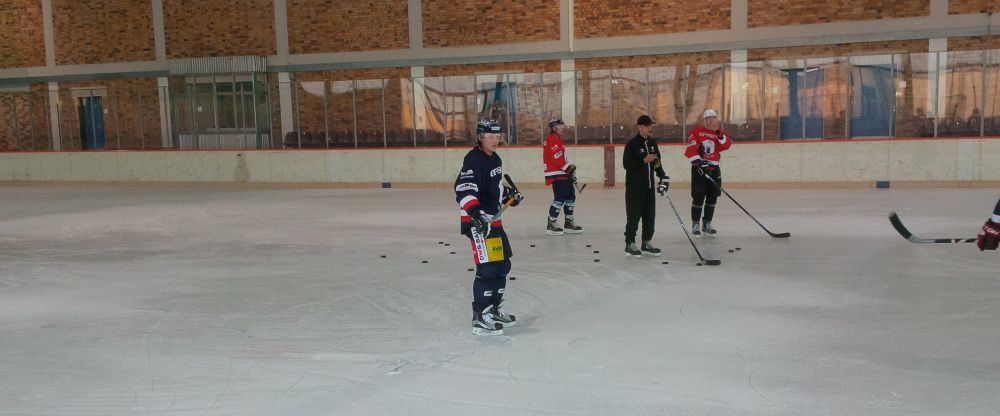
[455,148,504,229]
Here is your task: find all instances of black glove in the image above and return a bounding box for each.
[470,207,492,236]
[565,164,576,175]
[692,159,711,169]
[502,186,523,207]
[978,219,1000,251]
[657,176,670,196]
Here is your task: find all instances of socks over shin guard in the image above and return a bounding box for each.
[703,204,716,223]
[549,201,564,220]
[563,201,575,218]
[691,204,703,223]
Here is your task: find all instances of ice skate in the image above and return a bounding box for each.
[546,219,565,236]
[692,221,702,237]
[563,218,583,234]
[491,301,516,327]
[702,221,717,237]
[625,242,642,258]
[472,304,504,336]
[641,241,661,256]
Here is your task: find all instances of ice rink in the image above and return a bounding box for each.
[1,184,998,415]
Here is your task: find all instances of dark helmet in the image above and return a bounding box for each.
[477,118,503,135]
[548,118,565,129]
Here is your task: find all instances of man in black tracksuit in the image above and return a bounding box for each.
[623,115,669,258]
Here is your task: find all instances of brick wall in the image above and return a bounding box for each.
[0,0,45,68]
[949,1,999,14]
[948,36,1000,51]
[287,0,409,54]
[748,40,929,61]
[52,0,155,65]
[425,60,561,77]
[0,86,52,151]
[575,0,730,39]
[423,0,559,47]
[575,52,731,70]
[748,0,928,27]
[164,0,275,58]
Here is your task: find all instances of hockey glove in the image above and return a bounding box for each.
[565,164,576,175]
[657,176,670,196]
[978,219,1000,251]
[470,208,493,236]
[502,186,523,207]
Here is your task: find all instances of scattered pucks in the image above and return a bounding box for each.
[421,260,428,263]
[438,242,443,244]
[696,263,703,266]
[450,251,455,254]
[661,261,669,264]
[593,259,600,262]
[586,244,592,248]
[380,255,386,258]
[593,250,600,254]
[728,249,735,253]
[444,244,450,247]
[509,276,517,280]
[530,244,535,247]
[735,247,741,251]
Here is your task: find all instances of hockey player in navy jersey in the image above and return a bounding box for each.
[455,119,523,336]
[978,197,1000,251]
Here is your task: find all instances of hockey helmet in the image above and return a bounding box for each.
[548,118,565,129]
[477,118,504,135]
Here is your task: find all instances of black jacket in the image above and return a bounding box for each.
[622,133,666,190]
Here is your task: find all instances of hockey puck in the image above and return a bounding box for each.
[728,249,734,253]
[530,244,535,247]
[593,259,600,262]
[444,244,450,247]
[696,262,703,266]
[662,261,669,264]
[421,260,428,263]
[586,244,592,248]
[380,255,386,258]
[449,251,455,254]
[438,241,443,244]
[593,250,600,254]
[735,247,741,251]
[509,276,516,280]
[468,268,474,272]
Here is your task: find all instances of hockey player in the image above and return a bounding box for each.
[977,197,1000,251]
[542,118,582,235]
[623,115,669,258]
[454,119,523,336]
[685,109,732,237]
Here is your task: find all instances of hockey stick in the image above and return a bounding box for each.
[572,173,586,194]
[664,193,721,266]
[888,212,977,244]
[700,171,791,238]
[495,174,522,221]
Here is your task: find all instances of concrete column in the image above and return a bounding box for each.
[930,0,947,18]
[561,0,574,51]
[41,0,55,66]
[411,66,426,130]
[274,0,289,64]
[731,0,748,30]
[408,0,423,50]
[730,50,748,123]
[157,77,171,147]
[152,0,166,61]
[47,82,61,150]
[278,72,294,138]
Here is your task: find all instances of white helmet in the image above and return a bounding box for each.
[703,109,718,118]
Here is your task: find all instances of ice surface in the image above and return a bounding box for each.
[1,185,997,415]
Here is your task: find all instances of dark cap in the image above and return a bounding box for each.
[636,115,656,126]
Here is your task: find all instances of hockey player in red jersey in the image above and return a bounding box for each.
[978,197,1000,251]
[685,109,732,237]
[542,118,582,235]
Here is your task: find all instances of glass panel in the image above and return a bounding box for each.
[354,79,385,148]
[473,74,510,144]
[938,50,984,137]
[685,63,726,136]
[444,75,477,147]
[542,71,573,144]
[0,93,15,150]
[725,61,764,141]
[294,81,327,147]
[763,60,801,140]
[986,50,1000,136]
[648,66,684,143]
[807,57,849,139]
[414,77,445,146]
[576,69,610,144]
[849,55,895,138]
[508,72,543,146]
[611,68,648,143]
[386,78,414,148]
[327,80,354,148]
[893,53,936,138]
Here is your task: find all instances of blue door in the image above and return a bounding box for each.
[79,96,106,149]
[850,65,894,137]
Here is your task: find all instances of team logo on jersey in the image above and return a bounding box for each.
[459,169,474,179]
[489,167,502,177]
[554,151,563,159]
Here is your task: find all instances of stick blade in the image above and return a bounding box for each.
[703,259,722,266]
[888,212,916,242]
[771,232,791,238]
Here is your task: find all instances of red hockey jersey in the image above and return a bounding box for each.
[543,132,571,185]
[684,126,732,166]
